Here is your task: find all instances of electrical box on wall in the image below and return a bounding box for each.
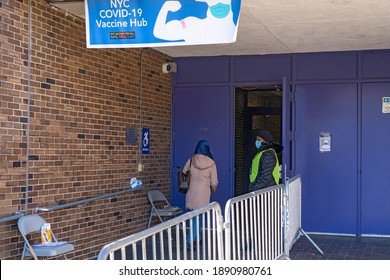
[126,127,137,145]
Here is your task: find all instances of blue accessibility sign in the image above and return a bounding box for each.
[141,128,150,154]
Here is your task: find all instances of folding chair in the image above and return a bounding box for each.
[147,190,183,228]
[18,214,74,260]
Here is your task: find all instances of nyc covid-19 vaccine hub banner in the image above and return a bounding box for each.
[85,0,241,48]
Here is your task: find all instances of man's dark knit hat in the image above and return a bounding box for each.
[253,129,273,142]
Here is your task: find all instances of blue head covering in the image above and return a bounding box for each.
[194,139,214,160]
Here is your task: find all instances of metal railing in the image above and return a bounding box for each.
[97,202,224,260]
[35,186,144,212]
[97,185,288,261]
[285,175,302,251]
[0,211,25,223]
[284,175,323,255]
[224,184,285,260]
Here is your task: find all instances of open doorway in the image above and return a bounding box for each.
[234,85,283,196]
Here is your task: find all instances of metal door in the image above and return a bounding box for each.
[361,83,390,235]
[172,86,233,212]
[295,84,358,234]
[282,77,292,181]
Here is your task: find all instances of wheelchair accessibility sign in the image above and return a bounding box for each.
[142,128,150,154]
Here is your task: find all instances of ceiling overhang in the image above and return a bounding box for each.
[47,0,390,57]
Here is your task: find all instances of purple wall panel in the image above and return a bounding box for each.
[295,84,358,234]
[172,86,232,213]
[361,83,390,235]
[174,56,230,84]
[295,52,357,81]
[172,49,390,236]
[232,54,291,83]
[362,51,390,79]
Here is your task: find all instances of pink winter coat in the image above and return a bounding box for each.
[183,154,218,210]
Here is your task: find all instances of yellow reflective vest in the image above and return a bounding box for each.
[249,148,280,185]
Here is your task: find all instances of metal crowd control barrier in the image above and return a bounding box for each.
[224,184,286,260]
[98,184,291,260]
[285,175,323,255]
[97,202,224,260]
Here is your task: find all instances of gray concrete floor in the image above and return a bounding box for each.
[288,234,390,260]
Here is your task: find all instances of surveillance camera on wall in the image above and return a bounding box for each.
[162,62,177,73]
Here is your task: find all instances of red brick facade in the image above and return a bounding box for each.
[0,0,172,259]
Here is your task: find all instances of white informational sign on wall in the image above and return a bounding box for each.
[382,97,390,113]
[319,132,331,152]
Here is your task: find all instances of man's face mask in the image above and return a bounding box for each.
[255,140,262,149]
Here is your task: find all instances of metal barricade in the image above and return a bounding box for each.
[98,185,288,261]
[97,202,224,260]
[284,175,323,255]
[224,184,285,260]
[285,175,302,252]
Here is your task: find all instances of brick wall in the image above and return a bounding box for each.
[0,0,172,259]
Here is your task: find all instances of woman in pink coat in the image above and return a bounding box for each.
[183,140,218,245]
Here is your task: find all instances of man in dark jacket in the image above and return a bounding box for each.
[249,129,283,191]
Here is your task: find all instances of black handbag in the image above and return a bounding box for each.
[177,160,192,194]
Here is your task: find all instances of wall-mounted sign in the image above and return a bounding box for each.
[319,132,331,152]
[383,97,390,113]
[85,0,241,48]
[141,128,150,154]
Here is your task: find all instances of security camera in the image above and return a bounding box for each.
[162,62,177,73]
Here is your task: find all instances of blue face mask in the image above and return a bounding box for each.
[255,140,262,149]
[209,3,231,19]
